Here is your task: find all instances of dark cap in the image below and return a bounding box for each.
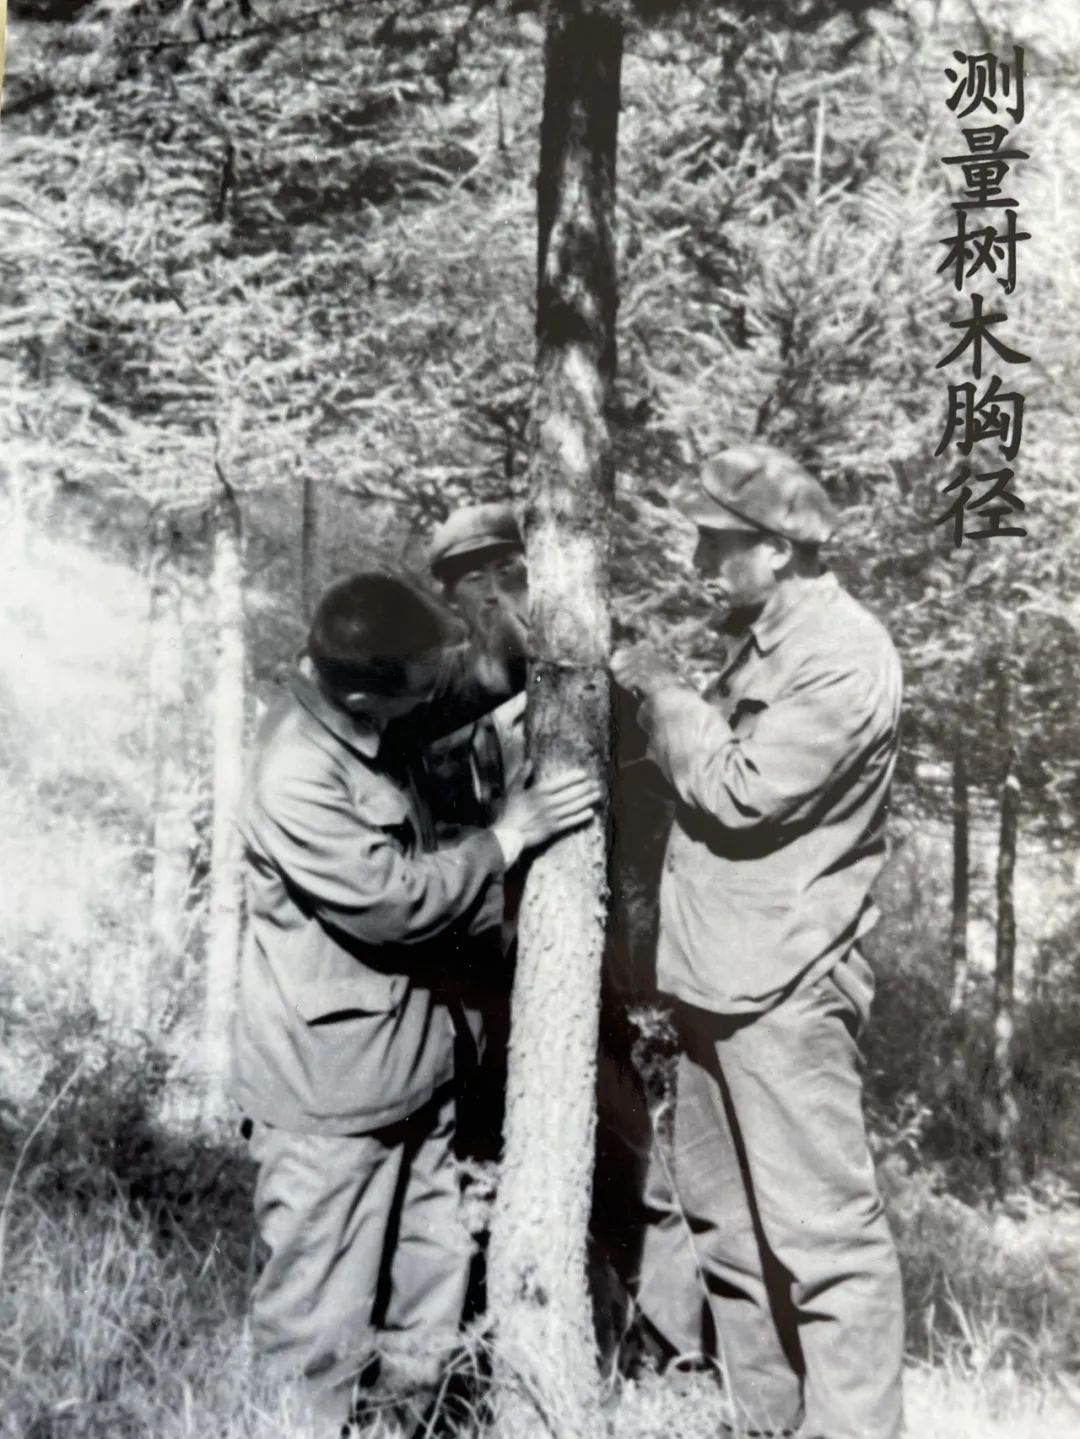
[428,502,522,580]
[684,444,837,545]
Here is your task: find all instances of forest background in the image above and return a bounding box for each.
[2,0,1080,1435]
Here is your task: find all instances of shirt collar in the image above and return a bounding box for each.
[748,570,838,656]
[289,669,382,760]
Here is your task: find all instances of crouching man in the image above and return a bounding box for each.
[233,571,600,1435]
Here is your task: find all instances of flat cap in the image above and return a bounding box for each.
[685,444,837,545]
[428,502,523,579]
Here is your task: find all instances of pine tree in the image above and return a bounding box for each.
[487,3,622,1433]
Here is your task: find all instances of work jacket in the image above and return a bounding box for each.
[639,571,902,1015]
[232,669,508,1135]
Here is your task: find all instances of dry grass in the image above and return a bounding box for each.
[2,1147,1078,1439]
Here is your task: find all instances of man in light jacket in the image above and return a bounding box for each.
[233,570,599,1434]
[613,446,905,1439]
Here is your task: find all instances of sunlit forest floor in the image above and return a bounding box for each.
[2,532,1079,1437]
[2,1165,1078,1439]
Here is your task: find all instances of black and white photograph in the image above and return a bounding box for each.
[1,1,1078,1436]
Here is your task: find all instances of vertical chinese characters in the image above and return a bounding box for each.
[934,47,1031,546]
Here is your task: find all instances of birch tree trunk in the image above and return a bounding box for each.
[487,4,621,1435]
[202,473,246,1115]
[992,664,1022,1197]
[148,514,195,1007]
[947,736,970,1017]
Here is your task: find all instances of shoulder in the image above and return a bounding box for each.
[807,579,901,682]
[778,582,901,738]
[250,694,346,808]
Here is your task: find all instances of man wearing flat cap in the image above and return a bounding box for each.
[614,445,904,1439]
[234,569,600,1435]
[424,503,530,1170]
[427,502,529,843]
[427,503,651,1350]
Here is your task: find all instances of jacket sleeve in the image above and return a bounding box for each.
[249,766,506,947]
[420,642,527,742]
[639,656,898,834]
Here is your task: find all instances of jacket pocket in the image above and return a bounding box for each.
[293,968,408,1024]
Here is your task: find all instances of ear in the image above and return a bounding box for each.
[767,535,794,574]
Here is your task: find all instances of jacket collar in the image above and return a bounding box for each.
[289,668,382,761]
[748,570,838,656]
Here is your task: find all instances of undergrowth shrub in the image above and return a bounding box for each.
[883,1164,1080,1380]
[0,1013,256,1273]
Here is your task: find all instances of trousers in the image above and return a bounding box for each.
[637,951,904,1439]
[247,1089,473,1427]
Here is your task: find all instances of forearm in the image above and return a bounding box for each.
[422,641,526,740]
[314,829,507,948]
[640,668,883,833]
[640,686,779,829]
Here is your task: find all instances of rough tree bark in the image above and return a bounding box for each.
[947,735,970,1017]
[148,512,196,1005]
[202,468,246,1114]
[991,662,1022,1197]
[487,3,622,1435]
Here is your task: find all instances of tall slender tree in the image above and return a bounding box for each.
[992,654,1022,1196]
[300,468,318,621]
[147,511,196,1002]
[948,733,970,1017]
[487,2,621,1433]
[202,375,247,1115]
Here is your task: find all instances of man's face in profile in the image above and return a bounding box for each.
[692,526,784,617]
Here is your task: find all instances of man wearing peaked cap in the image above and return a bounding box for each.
[614,444,904,1439]
[427,500,653,1359]
[425,504,529,1168]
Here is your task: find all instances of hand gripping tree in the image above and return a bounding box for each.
[486,3,622,1435]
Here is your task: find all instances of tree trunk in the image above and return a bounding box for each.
[992,666,1022,1198]
[487,4,621,1435]
[202,476,246,1115]
[0,0,7,115]
[148,514,196,1010]
[300,467,318,620]
[947,736,970,1016]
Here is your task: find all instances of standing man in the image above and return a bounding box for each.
[613,445,905,1439]
[233,570,600,1436]
[425,503,528,1164]
[426,502,652,1351]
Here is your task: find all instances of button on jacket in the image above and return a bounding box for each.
[233,671,508,1136]
[639,572,902,1014]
